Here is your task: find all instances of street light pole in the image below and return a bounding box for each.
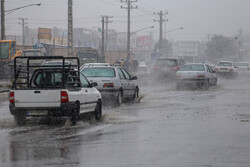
[0,2,41,40]
[164,27,183,35]
[132,26,154,34]
[5,3,41,15]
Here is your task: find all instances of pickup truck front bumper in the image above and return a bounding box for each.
[9,102,75,117]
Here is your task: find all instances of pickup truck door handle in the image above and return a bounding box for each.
[34,91,41,93]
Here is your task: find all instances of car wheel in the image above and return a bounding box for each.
[135,86,139,98]
[203,80,209,90]
[214,78,217,86]
[94,99,102,121]
[116,92,122,106]
[70,103,80,126]
[129,91,136,104]
[14,111,26,126]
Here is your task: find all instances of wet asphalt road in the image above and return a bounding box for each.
[1,73,250,167]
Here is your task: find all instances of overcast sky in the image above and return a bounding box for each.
[4,0,250,41]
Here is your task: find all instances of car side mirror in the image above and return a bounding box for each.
[131,76,137,80]
[91,82,98,87]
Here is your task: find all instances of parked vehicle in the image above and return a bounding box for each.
[150,57,185,81]
[176,63,217,90]
[215,61,238,78]
[136,61,149,84]
[76,47,105,66]
[9,56,102,126]
[0,40,22,79]
[236,62,250,71]
[81,65,139,106]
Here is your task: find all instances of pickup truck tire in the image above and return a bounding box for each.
[70,103,80,126]
[94,100,102,121]
[14,111,26,126]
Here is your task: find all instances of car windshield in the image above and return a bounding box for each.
[82,68,115,77]
[218,62,233,67]
[155,59,177,67]
[179,64,205,71]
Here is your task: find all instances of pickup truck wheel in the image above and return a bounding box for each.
[14,111,26,126]
[70,103,80,126]
[94,100,102,121]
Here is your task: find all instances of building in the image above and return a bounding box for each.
[172,41,200,62]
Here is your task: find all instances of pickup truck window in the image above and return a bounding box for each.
[80,73,91,88]
[32,71,63,88]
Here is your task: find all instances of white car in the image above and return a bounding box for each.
[81,65,139,106]
[176,63,217,90]
[236,62,250,71]
[215,61,238,78]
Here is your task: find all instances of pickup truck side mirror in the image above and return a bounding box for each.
[90,82,98,87]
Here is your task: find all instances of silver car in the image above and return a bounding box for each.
[81,66,139,105]
[175,63,217,90]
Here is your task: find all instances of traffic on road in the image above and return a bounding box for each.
[1,0,250,166]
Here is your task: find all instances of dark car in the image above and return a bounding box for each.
[150,57,185,81]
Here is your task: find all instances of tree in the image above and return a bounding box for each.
[153,39,172,57]
[206,35,238,62]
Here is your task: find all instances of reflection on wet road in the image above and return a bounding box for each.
[1,74,250,166]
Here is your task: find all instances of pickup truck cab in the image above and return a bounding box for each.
[9,56,102,125]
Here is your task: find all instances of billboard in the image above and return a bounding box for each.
[137,36,152,47]
[38,28,51,40]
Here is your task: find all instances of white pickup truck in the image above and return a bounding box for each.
[9,56,102,125]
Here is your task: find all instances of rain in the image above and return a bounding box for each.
[1,0,250,167]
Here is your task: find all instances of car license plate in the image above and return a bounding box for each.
[27,110,48,116]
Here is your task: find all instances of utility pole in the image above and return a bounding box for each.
[164,11,168,39]
[68,0,73,57]
[18,18,28,45]
[101,16,105,57]
[238,28,243,58]
[154,11,167,52]
[1,0,5,40]
[121,0,137,60]
[103,16,113,51]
